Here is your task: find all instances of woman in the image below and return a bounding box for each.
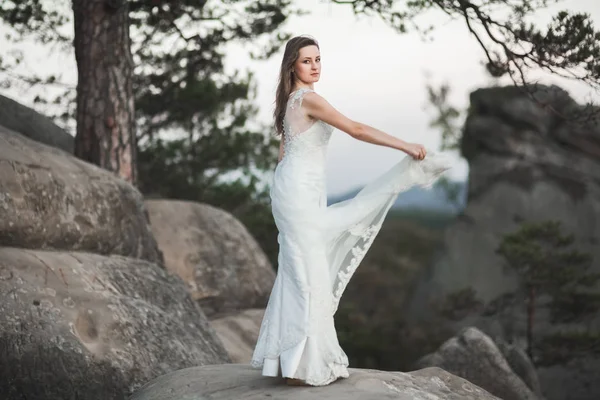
[250,35,451,386]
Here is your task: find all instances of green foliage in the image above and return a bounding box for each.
[334,0,600,89]
[0,0,299,266]
[335,300,453,371]
[550,291,600,324]
[388,207,456,230]
[335,214,453,371]
[425,82,463,151]
[124,0,296,264]
[536,331,600,366]
[0,1,70,43]
[497,220,594,294]
[0,0,299,125]
[127,0,299,140]
[495,220,599,364]
[436,287,484,321]
[416,1,600,152]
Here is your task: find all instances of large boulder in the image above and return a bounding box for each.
[130,364,501,400]
[145,200,275,317]
[0,94,74,153]
[210,308,265,363]
[416,327,540,400]
[0,125,161,263]
[0,247,230,400]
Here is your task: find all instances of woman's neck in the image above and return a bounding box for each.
[292,83,314,91]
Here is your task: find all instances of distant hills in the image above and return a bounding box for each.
[327,180,468,213]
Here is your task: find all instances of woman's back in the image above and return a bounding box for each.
[279,88,333,167]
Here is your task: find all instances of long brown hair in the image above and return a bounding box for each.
[273,35,319,136]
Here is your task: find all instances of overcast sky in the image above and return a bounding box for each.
[234,0,600,196]
[1,0,599,197]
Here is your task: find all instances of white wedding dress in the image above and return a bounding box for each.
[250,87,452,386]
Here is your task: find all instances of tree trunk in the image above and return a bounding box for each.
[527,286,535,360]
[72,0,137,185]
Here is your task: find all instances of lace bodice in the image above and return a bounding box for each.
[281,88,333,164]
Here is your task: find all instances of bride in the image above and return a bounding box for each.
[250,35,451,386]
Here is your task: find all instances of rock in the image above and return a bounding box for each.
[409,84,600,310]
[0,94,74,153]
[210,308,265,363]
[0,126,161,263]
[405,84,600,399]
[145,200,275,317]
[0,247,230,400]
[130,364,501,400]
[496,340,544,398]
[416,327,539,400]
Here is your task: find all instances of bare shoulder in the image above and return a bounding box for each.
[300,91,359,136]
[302,91,331,114]
[303,91,327,105]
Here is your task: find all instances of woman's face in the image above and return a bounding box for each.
[293,45,320,84]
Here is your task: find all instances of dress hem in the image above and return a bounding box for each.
[250,334,350,386]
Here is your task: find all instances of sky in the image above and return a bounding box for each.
[1,0,599,197]
[229,0,600,196]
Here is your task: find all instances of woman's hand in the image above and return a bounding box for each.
[403,143,427,160]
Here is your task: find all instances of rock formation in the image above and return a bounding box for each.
[0,125,162,263]
[144,200,276,364]
[0,247,230,399]
[410,85,600,309]
[210,308,265,363]
[407,84,600,400]
[0,113,230,399]
[0,93,74,153]
[416,327,542,400]
[129,364,501,400]
[145,200,275,317]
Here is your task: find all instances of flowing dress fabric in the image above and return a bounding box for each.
[250,88,452,386]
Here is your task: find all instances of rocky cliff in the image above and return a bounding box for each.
[407,84,600,400]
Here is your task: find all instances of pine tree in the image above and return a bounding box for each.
[0,0,297,185]
[496,220,598,360]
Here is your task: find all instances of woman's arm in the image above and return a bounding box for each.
[302,92,426,160]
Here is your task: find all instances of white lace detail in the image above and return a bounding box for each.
[332,222,382,310]
[329,156,450,313]
[281,88,333,164]
[289,87,312,108]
